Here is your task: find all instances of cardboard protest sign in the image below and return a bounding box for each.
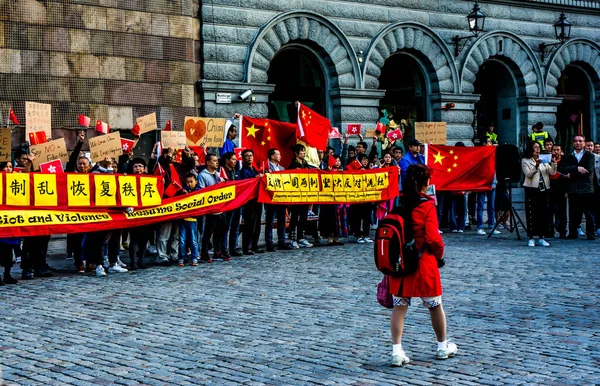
[0,129,11,162]
[136,113,158,134]
[184,117,227,148]
[88,132,123,162]
[415,122,447,144]
[26,101,52,141]
[161,131,187,150]
[29,138,69,170]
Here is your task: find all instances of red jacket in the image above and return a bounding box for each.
[389,198,444,297]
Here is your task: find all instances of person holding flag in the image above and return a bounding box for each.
[220,152,243,257]
[287,144,313,249]
[240,149,265,255]
[264,148,294,252]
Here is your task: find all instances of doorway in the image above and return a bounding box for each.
[555,65,592,153]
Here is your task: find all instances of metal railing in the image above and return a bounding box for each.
[509,0,600,9]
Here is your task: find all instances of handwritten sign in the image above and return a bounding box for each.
[88,132,123,162]
[136,113,158,134]
[365,129,384,138]
[161,131,187,150]
[184,117,227,148]
[0,129,11,162]
[25,101,52,141]
[415,122,447,145]
[29,138,69,170]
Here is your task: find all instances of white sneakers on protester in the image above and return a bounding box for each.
[436,342,458,360]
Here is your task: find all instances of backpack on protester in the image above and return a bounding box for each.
[374,200,426,277]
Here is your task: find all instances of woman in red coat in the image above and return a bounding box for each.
[388,164,458,366]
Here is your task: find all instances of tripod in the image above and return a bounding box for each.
[488,178,528,240]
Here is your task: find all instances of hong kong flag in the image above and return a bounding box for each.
[296,102,331,151]
[241,116,296,169]
[386,129,403,141]
[121,138,135,153]
[234,147,246,160]
[426,144,496,192]
[96,120,110,134]
[39,159,64,174]
[347,124,361,135]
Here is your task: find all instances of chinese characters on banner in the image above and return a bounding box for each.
[0,173,162,208]
[414,122,447,144]
[259,168,399,204]
[25,102,52,141]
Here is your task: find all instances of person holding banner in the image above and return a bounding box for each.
[220,152,243,257]
[14,149,34,172]
[128,158,153,271]
[178,173,201,266]
[240,149,266,254]
[264,148,293,252]
[287,144,313,249]
[0,162,19,285]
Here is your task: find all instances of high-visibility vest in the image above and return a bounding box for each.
[486,131,498,143]
[530,131,549,146]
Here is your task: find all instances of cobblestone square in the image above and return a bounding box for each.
[1,232,599,385]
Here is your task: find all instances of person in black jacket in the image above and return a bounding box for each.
[558,135,596,240]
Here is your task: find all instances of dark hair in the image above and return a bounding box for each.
[292,144,305,154]
[205,153,218,163]
[185,173,197,180]
[326,146,334,153]
[241,149,254,157]
[220,151,235,164]
[357,153,368,162]
[131,157,146,167]
[535,122,544,130]
[332,154,341,160]
[267,148,279,159]
[0,162,9,170]
[227,125,237,134]
[523,141,540,159]
[401,164,431,210]
[544,138,554,144]
[348,145,356,152]
[14,149,27,159]
[455,141,465,147]
[574,134,586,141]
[357,141,368,149]
[393,147,403,153]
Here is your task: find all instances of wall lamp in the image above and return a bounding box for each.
[452,1,486,56]
[539,12,571,63]
[442,103,456,111]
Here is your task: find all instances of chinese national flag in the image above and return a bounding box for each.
[297,103,331,151]
[164,120,172,131]
[78,114,91,127]
[241,116,296,169]
[39,159,64,174]
[96,120,110,134]
[9,108,19,125]
[375,122,386,133]
[427,145,496,192]
[346,158,362,171]
[347,124,361,135]
[164,181,182,197]
[327,154,337,168]
[131,123,141,136]
[28,131,47,145]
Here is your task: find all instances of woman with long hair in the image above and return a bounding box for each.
[388,164,457,366]
[521,141,556,246]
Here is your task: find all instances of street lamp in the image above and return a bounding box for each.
[539,12,572,63]
[452,1,486,56]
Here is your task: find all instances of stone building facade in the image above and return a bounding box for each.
[199,0,600,150]
[1,0,200,150]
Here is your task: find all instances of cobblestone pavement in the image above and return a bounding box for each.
[1,230,599,385]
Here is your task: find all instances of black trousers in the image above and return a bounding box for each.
[202,214,227,255]
[549,189,567,236]
[21,235,50,272]
[288,204,308,241]
[67,233,85,267]
[0,242,16,270]
[129,226,150,268]
[242,201,263,251]
[524,187,549,239]
[568,192,595,237]
[351,204,372,237]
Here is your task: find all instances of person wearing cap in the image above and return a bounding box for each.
[529,122,552,148]
[399,139,425,187]
[485,123,498,145]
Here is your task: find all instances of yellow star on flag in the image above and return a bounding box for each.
[246,124,259,137]
[447,168,452,172]
[454,155,458,160]
[267,136,271,141]
[261,141,266,146]
[453,163,457,168]
[449,150,454,155]
[433,151,446,165]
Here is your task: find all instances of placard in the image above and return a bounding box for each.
[184,116,227,148]
[29,138,69,170]
[161,131,187,150]
[365,129,383,138]
[136,113,158,134]
[414,122,447,145]
[0,129,11,162]
[88,132,123,162]
[25,101,52,141]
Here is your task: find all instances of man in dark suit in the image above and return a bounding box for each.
[558,135,596,240]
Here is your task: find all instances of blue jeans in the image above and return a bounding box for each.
[179,220,199,260]
[265,204,286,246]
[477,189,496,229]
[449,194,465,231]
[224,209,240,252]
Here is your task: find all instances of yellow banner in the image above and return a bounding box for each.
[6,173,31,206]
[0,210,111,228]
[67,174,91,206]
[34,174,58,207]
[94,174,117,207]
[118,176,139,207]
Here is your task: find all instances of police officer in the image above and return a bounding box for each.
[530,122,552,147]
[485,122,498,145]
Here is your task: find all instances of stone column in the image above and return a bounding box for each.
[431,93,480,146]
[518,97,563,143]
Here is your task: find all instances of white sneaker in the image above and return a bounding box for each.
[108,264,128,273]
[451,230,458,233]
[436,342,458,360]
[438,229,443,234]
[391,351,410,367]
[537,239,550,247]
[298,239,313,248]
[116,257,127,268]
[577,228,585,237]
[457,230,464,233]
[528,239,535,247]
[357,237,365,243]
[476,229,486,235]
[492,230,501,235]
[364,237,374,243]
[147,244,158,254]
[102,256,109,268]
[96,265,106,277]
[291,241,300,249]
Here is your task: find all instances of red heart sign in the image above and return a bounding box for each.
[184,119,207,145]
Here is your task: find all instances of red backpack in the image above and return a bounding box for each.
[374,204,424,277]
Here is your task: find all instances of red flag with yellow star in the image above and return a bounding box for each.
[297,103,331,151]
[426,145,496,192]
[240,116,297,169]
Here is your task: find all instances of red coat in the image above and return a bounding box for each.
[389,199,444,297]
